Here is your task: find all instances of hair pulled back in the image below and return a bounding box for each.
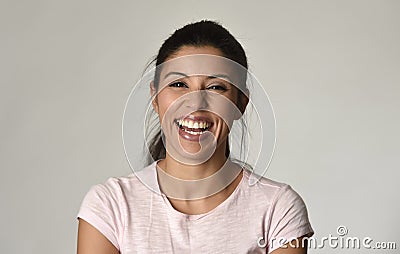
[148,20,248,163]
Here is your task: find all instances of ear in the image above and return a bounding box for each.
[234,88,249,120]
[150,81,159,113]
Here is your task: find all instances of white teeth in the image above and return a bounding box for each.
[185,130,203,135]
[177,119,210,130]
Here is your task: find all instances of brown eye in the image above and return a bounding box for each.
[169,81,188,88]
[207,84,227,91]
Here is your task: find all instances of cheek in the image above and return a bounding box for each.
[156,93,180,122]
[209,96,240,125]
[220,116,234,131]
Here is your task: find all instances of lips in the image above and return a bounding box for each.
[174,115,213,141]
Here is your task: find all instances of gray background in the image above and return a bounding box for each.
[1,0,399,253]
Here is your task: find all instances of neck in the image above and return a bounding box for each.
[155,142,242,200]
[159,143,227,180]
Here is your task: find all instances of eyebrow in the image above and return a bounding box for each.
[163,72,188,79]
[163,72,233,83]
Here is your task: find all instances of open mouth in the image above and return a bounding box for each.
[174,117,213,136]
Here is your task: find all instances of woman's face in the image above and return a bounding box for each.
[151,46,248,164]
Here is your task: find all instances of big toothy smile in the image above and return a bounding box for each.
[175,117,213,136]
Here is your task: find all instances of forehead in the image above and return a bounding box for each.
[169,46,224,58]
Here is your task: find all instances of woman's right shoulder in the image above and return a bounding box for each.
[87,167,156,200]
[89,174,133,196]
[77,165,158,249]
[77,173,143,252]
[80,163,158,207]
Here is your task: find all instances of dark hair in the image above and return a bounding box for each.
[147,20,248,164]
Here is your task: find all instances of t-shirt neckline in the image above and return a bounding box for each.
[152,160,246,221]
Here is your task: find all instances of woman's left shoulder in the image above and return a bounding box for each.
[240,169,314,250]
[240,168,311,212]
[241,169,289,197]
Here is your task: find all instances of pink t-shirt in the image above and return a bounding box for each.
[77,161,314,253]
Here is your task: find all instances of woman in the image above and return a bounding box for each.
[77,20,314,254]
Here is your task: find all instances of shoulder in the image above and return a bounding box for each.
[76,176,138,251]
[237,168,313,227]
[240,168,295,204]
[241,168,310,216]
[77,173,145,221]
[76,164,157,251]
[81,174,141,205]
[90,173,145,195]
[84,162,159,201]
[241,170,314,252]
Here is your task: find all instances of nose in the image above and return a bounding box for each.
[186,90,209,110]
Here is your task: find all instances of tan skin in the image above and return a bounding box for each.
[77,46,309,254]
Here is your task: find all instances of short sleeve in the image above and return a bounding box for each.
[77,178,126,250]
[266,185,314,253]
